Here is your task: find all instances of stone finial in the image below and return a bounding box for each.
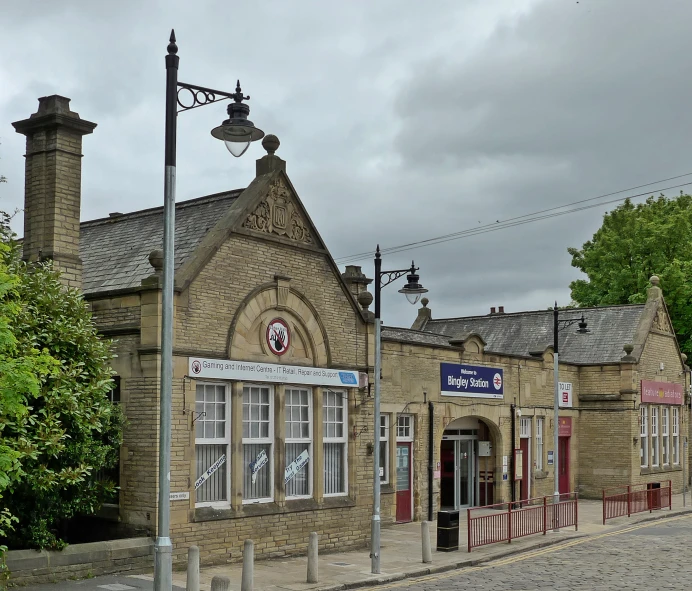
[681,353,688,364]
[148,249,164,273]
[622,343,636,362]
[411,297,432,331]
[256,134,286,176]
[357,290,373,311]
[262,134,280,155]
[647,274,663,301]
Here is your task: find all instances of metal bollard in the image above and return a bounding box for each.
[210,576,230,591]
[421,521,432,564]
[307,532,319,583]
[186,545,200,591]
[241,539,254,591]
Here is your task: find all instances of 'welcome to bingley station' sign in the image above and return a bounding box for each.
[440,363,504,399]
[189,357,363,388]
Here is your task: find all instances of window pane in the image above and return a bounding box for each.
[243,443,272,500]
[324,443,345,494]
[196,444,227,503]
[285,442,310,497]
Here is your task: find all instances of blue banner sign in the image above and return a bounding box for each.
[440,363,504,399]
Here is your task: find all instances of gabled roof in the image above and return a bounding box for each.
[80,190,242,294]
[421,305,646,364]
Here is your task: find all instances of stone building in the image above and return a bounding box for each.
[10,94,690,569]
[12,96,376,565]
[375,284,689,523]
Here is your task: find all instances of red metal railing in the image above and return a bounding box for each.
[468,493,578,552]
[602,480,672,524]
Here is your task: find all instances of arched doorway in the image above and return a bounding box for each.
[440,417,498,509]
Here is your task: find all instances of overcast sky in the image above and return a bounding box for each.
[2,0,692,329]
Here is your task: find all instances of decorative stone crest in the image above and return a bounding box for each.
[243,177,313,244]
[652,309,672,333]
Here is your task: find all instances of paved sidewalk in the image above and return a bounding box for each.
[18,494,692,591]
[136,494,691,591]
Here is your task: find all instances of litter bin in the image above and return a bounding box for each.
[647,482,661,510]
[436,510,459,552]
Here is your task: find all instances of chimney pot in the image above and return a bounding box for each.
[490,307,496,314]
[499,306,504,314]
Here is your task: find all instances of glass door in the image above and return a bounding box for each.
[455,440,474,508]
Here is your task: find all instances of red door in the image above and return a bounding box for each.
[396,442,412,522]
[558,437,570,495]
[519,438,530,501]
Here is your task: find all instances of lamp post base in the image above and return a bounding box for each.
[370,515,381,574]
[154,537,172,591]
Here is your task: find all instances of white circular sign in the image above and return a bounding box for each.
[493,373,503,390]
[266,318,290,356]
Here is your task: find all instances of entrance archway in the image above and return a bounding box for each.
[440,416,499,509]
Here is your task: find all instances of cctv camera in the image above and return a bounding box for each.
[516,409,522,417]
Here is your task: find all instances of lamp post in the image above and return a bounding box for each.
[552,303,588,518]
[155,31,264,591]
[371,246,427,574]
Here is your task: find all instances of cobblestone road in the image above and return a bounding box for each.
[371,515,692,590]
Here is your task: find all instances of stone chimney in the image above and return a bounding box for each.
[341,265,373,296]
[12,96,96,290]
[256,134,286,176]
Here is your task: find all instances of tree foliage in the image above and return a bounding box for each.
[569,194,692,354]
[0,213,123,550]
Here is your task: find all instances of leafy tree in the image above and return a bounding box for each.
[569,194,692,354]
[0,213,123,550]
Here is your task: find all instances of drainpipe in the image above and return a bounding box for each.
[428,401,434,521]
[510,403,516,503]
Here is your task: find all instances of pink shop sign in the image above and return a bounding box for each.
[641,380,683,405]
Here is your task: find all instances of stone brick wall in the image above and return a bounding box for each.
[5,538,153,586]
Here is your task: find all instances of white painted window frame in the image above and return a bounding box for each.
[323,389,348,497]
[285,387,313,500]
[640,406,649,468]
[242,384,274,504]
[195,382,230,508]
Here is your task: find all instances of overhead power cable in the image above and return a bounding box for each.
[334,173,692,265]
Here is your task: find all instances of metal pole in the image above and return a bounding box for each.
[371,247,382,574]
[154,30,178,591]
[553,304,560,530]
[684,437,688,507]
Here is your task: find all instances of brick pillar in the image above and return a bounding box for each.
[12,95,97,290]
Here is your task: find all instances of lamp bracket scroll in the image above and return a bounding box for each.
[177,81,243,113]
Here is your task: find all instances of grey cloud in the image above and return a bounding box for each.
[1,0,690,330]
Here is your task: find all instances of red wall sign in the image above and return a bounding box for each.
[558,417,572,437]
[641,380,683,405]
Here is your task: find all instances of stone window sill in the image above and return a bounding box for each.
[381,484,395,495]
[194,495,356,523]
[640,465,682,476]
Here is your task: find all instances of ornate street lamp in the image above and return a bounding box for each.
[551,303,588,528]
[156,31,264,591]
[371,246,427,574]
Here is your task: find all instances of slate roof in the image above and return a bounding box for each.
[381,326,454,347]
[80,190,242,294]
[419,305,646,364]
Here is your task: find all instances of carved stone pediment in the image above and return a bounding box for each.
[243,177,313,245]
[652,309,673,334]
